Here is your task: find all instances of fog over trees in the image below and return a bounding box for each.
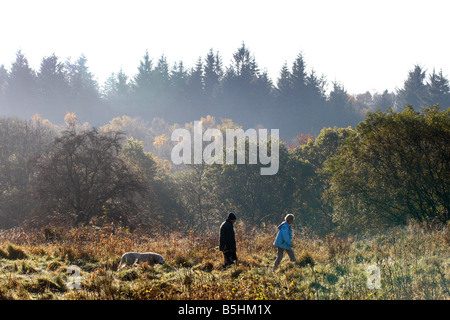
[0,44,449,234]
[1,44,448,139]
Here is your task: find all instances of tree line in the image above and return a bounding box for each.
[0,106,448,235]
[1,44,449,140]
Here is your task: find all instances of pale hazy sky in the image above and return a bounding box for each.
[1,0,449,94]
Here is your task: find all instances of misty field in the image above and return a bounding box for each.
[0,222,448,300]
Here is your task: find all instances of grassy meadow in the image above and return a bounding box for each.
[0,222,448,300]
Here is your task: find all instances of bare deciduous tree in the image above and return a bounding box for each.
[33,127,146,226]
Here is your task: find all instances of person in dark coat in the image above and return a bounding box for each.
[219,212,237,268]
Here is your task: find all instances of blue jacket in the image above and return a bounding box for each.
[273,221,293,250]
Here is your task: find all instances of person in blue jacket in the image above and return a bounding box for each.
[273,214,298,271]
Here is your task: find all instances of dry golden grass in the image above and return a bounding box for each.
[0,222,448,300]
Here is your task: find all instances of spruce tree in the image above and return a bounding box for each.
[204,49,222,99]
[427,68,450,108]
[373,90,395,111]
[37,54,70,122]
[65,54,104,124]
[5,50,38,118]
[276,62,292,101]
[134,50,153,92]
[397,65,428,110]
[290,53,308,104]
[0,65,7,112]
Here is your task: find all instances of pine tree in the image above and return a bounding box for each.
[427,68,450,108]
[66,54,100,98]
[290,53,308,103]
[170,61,189,114]
[230,42,258,81]
[186,57,205,115]
[276,62,292,101]
[134,50,153,93]
[154,54,170,92]
[221,43,261,123]
[37,54,70,122]
[115,69,131,98]
[204,49,223,99]
[104,69,131,115]
[131,50,156,116]
[65,54,104,123]
[170,61,188,95]
[356,91,373,111]
[252,69,274,117]
[66,55,99,97]
[373,90,395,111]
[153,54,171,113]
[329,82,349,108]
[327,81,359,127]
[305,70,327,109]
[0,65,7,112]
[5,50,38,118]
[397,65,428,110]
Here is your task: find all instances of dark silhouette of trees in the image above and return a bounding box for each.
[0,52,109,125]
[0,116,55,228]
[221,43,264,125]
[274,53,329,137]
[170,61,189,112]
[104,68,132,116]
[0,65,7,110]
[373,90,396,112]
[290,53,309,108]
[33,125,146,226]
[305,70,327,112]
[153,55,171,117]
[427,68,450,108]
[1,45,449,234]
[185,57,205,117]
[0,46,448,142]
[134,50,153,94]
[397,65,428,110]
[5,51,38,119]
[327,81,361,128]
[397,65,450,112]
[276,62,293,102]
[37,54,71,123]
[204,49,223,102]
[65,55,108,124]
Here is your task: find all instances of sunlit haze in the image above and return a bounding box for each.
[1,0,449,94]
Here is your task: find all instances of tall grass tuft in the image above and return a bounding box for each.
[0,223,448,300]
[5,244,28,260]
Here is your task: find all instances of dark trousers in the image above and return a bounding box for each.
[223,250,237,267]
[273,247,297,270]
